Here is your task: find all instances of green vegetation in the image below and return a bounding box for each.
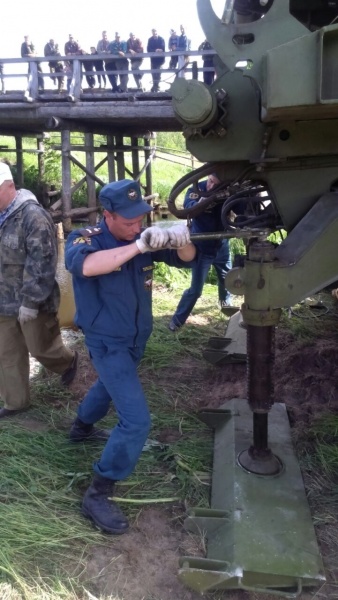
[0,132,190,207]
[1,272,337,599]
[0,273,228,599]
[1,134,337,599]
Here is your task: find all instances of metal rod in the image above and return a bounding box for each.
[189,230,269,241]
[253,413,268,451]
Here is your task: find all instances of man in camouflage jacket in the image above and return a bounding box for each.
[0,163,78,418]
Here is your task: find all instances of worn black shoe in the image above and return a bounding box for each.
[220,304,239,316]
[82,474,129,534]
[69,417,111,443]
[0,407,30,419]
[168,318,182,332]
[61,351,78,386]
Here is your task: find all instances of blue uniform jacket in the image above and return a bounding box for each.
[184,180,225,256]
[65,219,194,346]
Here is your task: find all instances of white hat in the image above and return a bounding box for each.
[0,163,13,186]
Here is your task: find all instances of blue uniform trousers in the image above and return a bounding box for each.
[172,240,232,327]
[78,336,151,481]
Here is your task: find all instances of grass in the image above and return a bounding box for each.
[0,273,221,599]
[1,269,338,599]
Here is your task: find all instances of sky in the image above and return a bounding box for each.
[2,0,225,58]
[1,0,226,91]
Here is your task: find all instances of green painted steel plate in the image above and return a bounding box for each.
[179,399,325,596]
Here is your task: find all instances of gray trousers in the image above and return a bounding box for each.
[0,312,74,410]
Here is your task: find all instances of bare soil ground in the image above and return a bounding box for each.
[64,301,338,600]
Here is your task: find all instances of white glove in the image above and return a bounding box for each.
[18,306,38,325]
[166,224,190,249]
[135,226,170,253]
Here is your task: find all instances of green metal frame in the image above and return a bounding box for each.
[179,400,325,596]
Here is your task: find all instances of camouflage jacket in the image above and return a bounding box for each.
[0,189,60,316]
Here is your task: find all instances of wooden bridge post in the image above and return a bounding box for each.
[85,132,97,225]
[61,129,72,233]
[143,135,152,197]
[37,137,45,182]
[144,134,153,225]
[15,136,24,188]
[115,134,125,180]
[131,137,140,180]
[27,61,38,100]
[107,134,116,183]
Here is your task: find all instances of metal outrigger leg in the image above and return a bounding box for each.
[178,242,325,596]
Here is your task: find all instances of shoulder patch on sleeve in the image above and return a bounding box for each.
[72,236,88,245]
[78,226,102,237]
[189,192,199,200]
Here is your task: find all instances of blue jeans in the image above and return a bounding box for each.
[78,336,151,481]
[172,240,232,326]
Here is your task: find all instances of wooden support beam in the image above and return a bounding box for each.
[143,137,153,225]
[115,134,125,180]
[68,60,82,102]
[131,136,140,181]
[37,138,45,182]
[61,129,72,233]
[71,156,107,194]
[51,206,99,220]
[107,134,116,182]
[85,132,97,226]
[69,154,105,186]
[15,136,24,188]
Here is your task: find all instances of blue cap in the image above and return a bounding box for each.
[99,179,153,218]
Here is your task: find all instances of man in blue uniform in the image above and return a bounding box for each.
[169,173,233,331]
[65,179,195,534]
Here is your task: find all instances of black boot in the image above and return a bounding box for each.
[82,474,129,534]
[69,417,111,443]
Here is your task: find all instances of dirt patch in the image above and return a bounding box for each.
[85,507,206,600]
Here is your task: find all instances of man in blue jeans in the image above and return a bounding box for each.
[169,173,233,332]
[65,179,195,534]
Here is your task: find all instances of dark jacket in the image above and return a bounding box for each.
[178,34,190,52]
[127,37,144,63]
[168,34,179,51]
[183,180,225,255]
[65,219,194,345]
[21,42,35,58]
[147,36,165,65]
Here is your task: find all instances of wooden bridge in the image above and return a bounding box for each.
[0,50,215,135]
[0,50,213,231]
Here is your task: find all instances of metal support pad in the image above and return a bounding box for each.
[179,399,325,596]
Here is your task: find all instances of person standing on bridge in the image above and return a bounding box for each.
[44,39,64,92]
[0,163,78,419]
[20,35,44,91]
[198,39,215,85]
[147,29,165,92]
[177,25,191,79]
[65,179,196,534]
[90,47,106,88]
[64,34,82,93]
[107,32,129,93]
[96,31,110,88]
[127,33,144,90]
[168,28,179,70]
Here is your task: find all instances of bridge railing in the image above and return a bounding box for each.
[0,50,217,102]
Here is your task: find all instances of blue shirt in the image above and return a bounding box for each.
[65,219,194,345]
[183,180,226,255]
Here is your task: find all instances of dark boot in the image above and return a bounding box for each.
[82,474,129,534]
[69,417,111,443]
[61,351,78,386]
